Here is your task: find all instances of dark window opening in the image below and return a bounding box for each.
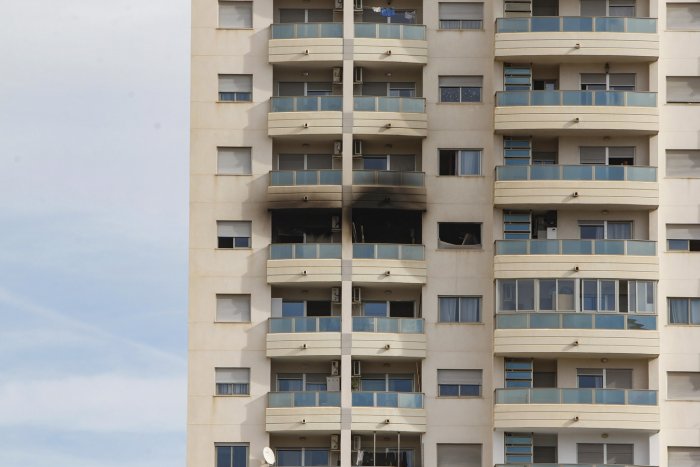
[352,209,422,244]
[271,209,341,244]
[390,301,415,318]
[306,301,332,317]
[438,222,481,247]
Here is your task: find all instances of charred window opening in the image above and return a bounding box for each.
[438,222,482,248]
[352,209,422,244]
[271,209,341,244]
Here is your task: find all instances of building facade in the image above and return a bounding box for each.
[188,1,700,466]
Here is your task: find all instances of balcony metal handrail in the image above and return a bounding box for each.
[271,22,343,39]
[352,170,426,187]
[494,239,657,256]
[351,391,424,409]
[268,316,342,333]
[354,22,427,40]
[495,464,657,467]
[352,243,425,260]
[495,90,657,107]
[268,391,341,408]
[353,96,426,113]
[352,316,425,334]
[495,164,657,182]
[269,243,342,260]
[495,312,657,331]
[496,16,658,33]
[495,388,658,405]
[270,96,343,112]
[269,170,342,186]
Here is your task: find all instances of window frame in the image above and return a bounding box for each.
[218,1,253,29]
[437,222,483,248]
[217,147,252,175]
[438,296,482,323]
[667,3,700,31]
[438,149,482,176]
[215,294,252,323]
[667,76,700,104]
[215,443,250,467]
[438,76,483,103]
[666,149,700,178]
[668,297,700,325]
[218,74,253,102]
[437,369,483,398]
[438,2,485,30]
[215,368,251,396]
[217,221,252,249]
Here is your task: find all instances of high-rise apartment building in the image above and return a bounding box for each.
[188,1,700,466]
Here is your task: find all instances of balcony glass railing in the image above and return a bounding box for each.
[352,317,425,333]
[269,316,341,333]
[353,96,426,113]
[271,22,343,39]
[270,243,342,260]
[271,96,342,112]
[268,391,341,408]
[496,312,657,331]
[352,170,425,187]
[353,243,425,260]
[495,464,657,467]
[354,23,427,40]
[496,90,657,107]
[496,16,657,33]
[352,391,424,408]
[495,388,658,405]
[495,239,656,256]
[270,170,342,186]
[496,165,657,182]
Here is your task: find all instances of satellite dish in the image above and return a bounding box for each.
[263,447,276,465]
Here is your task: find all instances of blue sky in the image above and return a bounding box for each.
[0,1,190,465]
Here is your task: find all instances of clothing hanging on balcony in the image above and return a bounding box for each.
[381,7,396,16]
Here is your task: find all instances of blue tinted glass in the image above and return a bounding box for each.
[361,378,386,391]
[461,87,481,102]
[578,375,603,388]
[277,450,302,467]
[460,384,481,396]
[282,302,304,317]
[440,87,460,102]
[305,450,330,466]
[233,446,248,467]
[277,378,303,391]
[364,302,388,317]
[217,446,232,467]
[439,384,459,396]
[389,378,413,392]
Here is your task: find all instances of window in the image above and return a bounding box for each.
[668,372,700,400]
[219,1,252,29]
[438,296,481,323]
[667,4,700,30]
[579,220,632,239]
[438,369,482,397]
[667,224,700,251]
[281,300,333,317]
[216,444,249,467]
[580,0,635,16]
[361,301,415,318]
[577,443,633,464]
[219,75,252,102]
[438,222,482,247]
[217,221,251,248]
[577,368,632,388]
[439,149,482,175]
[359,82,417,98]
[279,9,334,23]
[278,449,330,467]
[505,433,558,464]
[437,444,481,467]
[439,76,482,103]
[216,295,251,322]
[278,154,333,170]
[276,374,328,392]
[580,146,635,165]
[668,447,700,466]
[669,298,700,324]
[218,147,252,175]
[215,368,250,395]
[359,374,415,392]
[361,154,416,171]
[438,3,484,29]
[667,150,700,177]
[278,82,333,97]
[580,73,636,91]
[354,448,415,467]
[667,77,700,103]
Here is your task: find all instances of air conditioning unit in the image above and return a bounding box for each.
[352,435,362,451]
[334,0,343,9]
[352,359,362,377]
[333,140,342,155]
[330,434,340,451]
[354,0,363,10]
[353,66,364,84]
[332,67,342,84]
[330,360,340,376]
[331,215,341,231]
[331,287,341,303]
[352,139,363,156]
[352,286,362,303]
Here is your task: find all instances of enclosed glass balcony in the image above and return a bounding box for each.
[270,170,342,186]
[354,23,427,40]
[271,96,343,112]
[268,317,341,333]
[352,391,424,408]
[496,16,657,33]
[352,317,425,333]
[495,239,656,256]
[495,464,655,467]
[495,388,657,405]
[496,312,657,331]
[271,23,343,39]
[496,91,657,107]
[268,391,341,408]
[270,243,342,260]
[352,170,425,187]
[496,165,657,182]
[352,243,425,260]
[353,96,426,113]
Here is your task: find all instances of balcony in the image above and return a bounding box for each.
[266,317,341,358]
[353,97,427,137]
[495,312,659,358]
[495,17,659,63]
[351,317,426,359]
[268,96,343,137]
[269,23,343,64]
[267,170,342,209]
[266,391,341,432]
[494,240,659,280]
[494,387,659,431]
[354,23,428,65]
[494,165,658,209]
[351,392,426,433]
[351,170,426,210]
[352,244,427,285]
[267,243,342,284]
[494,91,658,135]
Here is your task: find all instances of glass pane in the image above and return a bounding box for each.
[517,280,535,310]
[530,313,560,328]
[496,313,528,329]
[530,388,560,403]
[377,392,399,407]
[352,392,374,406]
[539,280,556,310]
[595,389,625,404]
[563,313,593,329]
[562,388,593,403]
[595,314,625,329]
